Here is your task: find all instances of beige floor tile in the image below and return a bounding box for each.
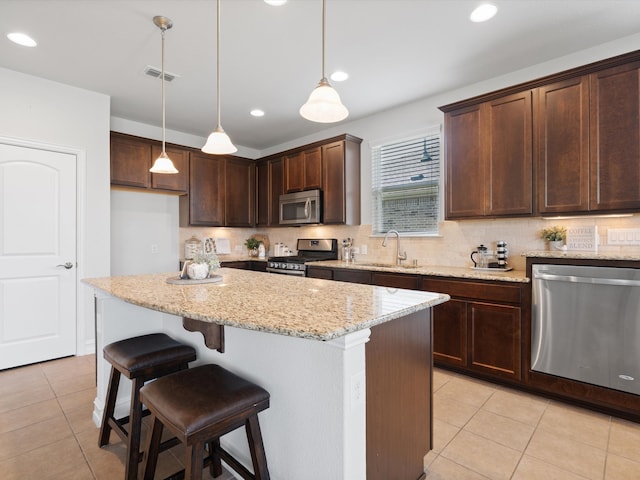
[609,417,640,463]
[0,383,55,414]
[432,418,460,453]
[464,409,535,452]
[538,401,611,450]
[0,366,47,394]
[0,398,63,434]
[441,429,521,480]
[0,436,93,480]
[433,369,454,392]
[436,377,496,408]
[424,450,439,469]
[605,452,640,480]
[0,415,74,462]
[434,390,479,428]
[512,455,591,480]
[49,371,96,397]
[57,386,97,414]
[426,455,491,480]
[65,403,100,435]
[525,428,606,480]
[482,388,548,426]
[42,355,95,381]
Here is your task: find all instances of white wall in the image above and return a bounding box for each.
[0,67,111,354]
[111,190,180,275]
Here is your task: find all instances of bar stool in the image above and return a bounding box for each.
[140,364,270,480]
[99,333,197,480]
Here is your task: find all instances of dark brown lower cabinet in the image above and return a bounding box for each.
[421,277,524,382]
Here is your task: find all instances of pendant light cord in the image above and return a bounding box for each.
[217,0,222,128]
[161,26,167,153]
[321,0,326,80]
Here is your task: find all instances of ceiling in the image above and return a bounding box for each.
[3,0,640,152]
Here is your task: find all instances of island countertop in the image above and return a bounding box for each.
[83,268,449,341]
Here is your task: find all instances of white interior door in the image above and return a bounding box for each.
[0,143,77,369]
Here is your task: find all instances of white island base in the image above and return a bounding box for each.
[92,290,434,480]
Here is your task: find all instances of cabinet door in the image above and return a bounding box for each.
[303,147,322,190]
[468,302,521,380]
[256,160,269,226]
[306,266,333,279]
[110,133,151,188]
[187,151,225,226]
[537,77,590,214]
[333,269,371,284]
[371,272,418,290]
[225,157,255,227]
[284,147,322,192]
[322,141,345,224]
[486,91,533,216]
[257,158,283,227]
[432,299,467,367]
[150,144,190,193]
[445,104,485,218]
[590,61,640,211]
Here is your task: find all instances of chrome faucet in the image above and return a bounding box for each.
[382,229,407,265]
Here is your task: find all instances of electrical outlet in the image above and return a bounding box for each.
[350,371,366,407]
[151,244,159,254]
[360,244,368,255]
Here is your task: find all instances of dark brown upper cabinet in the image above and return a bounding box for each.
[110,132,189,194]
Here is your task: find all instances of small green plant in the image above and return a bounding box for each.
[244,238,261,250]
[541,226,566,241]
[191,252,220,271]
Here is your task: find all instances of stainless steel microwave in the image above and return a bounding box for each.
[279,190,322,225]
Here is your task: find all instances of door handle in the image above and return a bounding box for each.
[56,262,74,270]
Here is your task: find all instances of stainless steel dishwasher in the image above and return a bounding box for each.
[532,264,640,395]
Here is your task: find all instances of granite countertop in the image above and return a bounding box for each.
[83,269,449,341]
[522,250,640,261]
[307,260,530,283]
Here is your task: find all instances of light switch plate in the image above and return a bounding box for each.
[607,228,640,245]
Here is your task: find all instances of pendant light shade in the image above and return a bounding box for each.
[300,0,348,123]
[150,16,179,174]
[202,0,237,155]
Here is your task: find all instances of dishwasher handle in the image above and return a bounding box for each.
[534,271,640,287]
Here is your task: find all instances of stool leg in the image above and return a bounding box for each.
[98,367,121,447]
[142,414,164,480]
[125,377,144,480]
[185,443,204,480]
[207,439,222,478]
[246,415,270,480]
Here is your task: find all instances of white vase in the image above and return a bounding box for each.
[187,262,209,280]
[549,240,564,251]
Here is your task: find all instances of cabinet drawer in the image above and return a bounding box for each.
[334,269,371,284]
[420,277,521,304]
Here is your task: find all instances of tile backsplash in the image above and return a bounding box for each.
[180,215,640,272]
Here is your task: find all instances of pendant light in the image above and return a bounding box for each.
[150,16,179,174]
[202,0,237,154]
[299,0,348,123]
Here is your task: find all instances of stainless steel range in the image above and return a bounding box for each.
[267,238,338,276]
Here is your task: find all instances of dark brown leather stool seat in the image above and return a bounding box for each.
[99,333,197,480]
[140,364,270,480]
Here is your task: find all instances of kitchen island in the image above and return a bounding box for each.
[84,268,448,480]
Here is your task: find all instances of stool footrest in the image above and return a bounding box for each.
[213,446,254,480]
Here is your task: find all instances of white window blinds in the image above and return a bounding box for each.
[372,126,441,235]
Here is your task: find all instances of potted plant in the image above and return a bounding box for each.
[244,238,261,257]
[187,252,220,280]
[541,226,566,250]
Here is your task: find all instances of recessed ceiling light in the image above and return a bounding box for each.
[251,109,265,117]
[7,32,37,47]
[470,4,498,23]
[330,71,349,82]
[264,0,287,6]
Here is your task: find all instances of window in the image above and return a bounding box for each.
[371,126,441,235]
